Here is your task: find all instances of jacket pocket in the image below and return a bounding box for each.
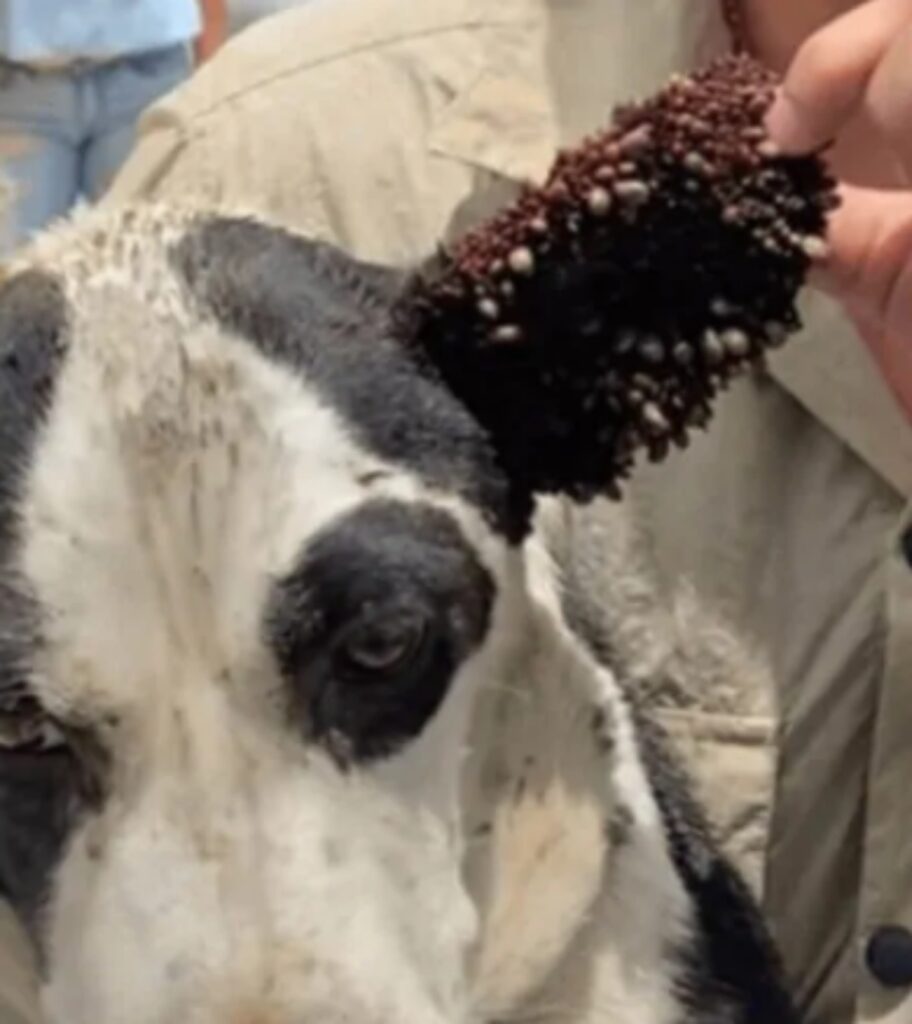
[653,709,774,899]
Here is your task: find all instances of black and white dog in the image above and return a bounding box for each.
[0,205,795,1024]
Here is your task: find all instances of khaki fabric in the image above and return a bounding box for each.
[0,904,37,1024]
[2,1,911,1022]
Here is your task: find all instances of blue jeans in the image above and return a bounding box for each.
[0,44,191,252]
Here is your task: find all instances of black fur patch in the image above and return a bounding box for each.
[0,268,68,602]
[0,748,84,934]
[169,216,525,540]
[266,499,494,763]
[0,270,83,932]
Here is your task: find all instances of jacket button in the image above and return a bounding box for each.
[866,927,912,988]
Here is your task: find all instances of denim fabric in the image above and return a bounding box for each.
[0,1,200,63]
[0,44,191,252]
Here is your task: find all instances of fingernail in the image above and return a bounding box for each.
[764,90,813,154]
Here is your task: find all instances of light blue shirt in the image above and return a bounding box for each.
[0,0,201,63]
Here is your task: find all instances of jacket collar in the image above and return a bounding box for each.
[428,0,556,187]
[429,0,912,497]
[429,0,731,182]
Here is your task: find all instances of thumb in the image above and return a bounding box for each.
[765,0,912,154]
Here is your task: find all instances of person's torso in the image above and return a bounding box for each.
[0,0,200,64]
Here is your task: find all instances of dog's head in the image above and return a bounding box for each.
[0,208,536,1024]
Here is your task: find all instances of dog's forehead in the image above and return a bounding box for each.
[12,205,512,534]
[15,215,383,570]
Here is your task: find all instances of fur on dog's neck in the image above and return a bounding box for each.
[459,502,691,1024]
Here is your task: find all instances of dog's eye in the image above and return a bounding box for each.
[336,611,428,678]
[0,693,66,753]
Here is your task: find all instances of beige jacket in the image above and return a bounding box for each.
[2,1,911,1022]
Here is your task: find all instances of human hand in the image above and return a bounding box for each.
[765,0,912,420]
[195,0,228,65]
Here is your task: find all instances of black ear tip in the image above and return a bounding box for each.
[395,54,839,502]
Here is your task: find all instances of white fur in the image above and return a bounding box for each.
[464,532,693,1024]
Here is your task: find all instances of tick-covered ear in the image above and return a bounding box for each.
[393,55,838,503]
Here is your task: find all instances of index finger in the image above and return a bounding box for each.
[811,183,912,341]
[765,0,912,153]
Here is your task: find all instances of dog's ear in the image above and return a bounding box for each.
[393,56,837,505]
